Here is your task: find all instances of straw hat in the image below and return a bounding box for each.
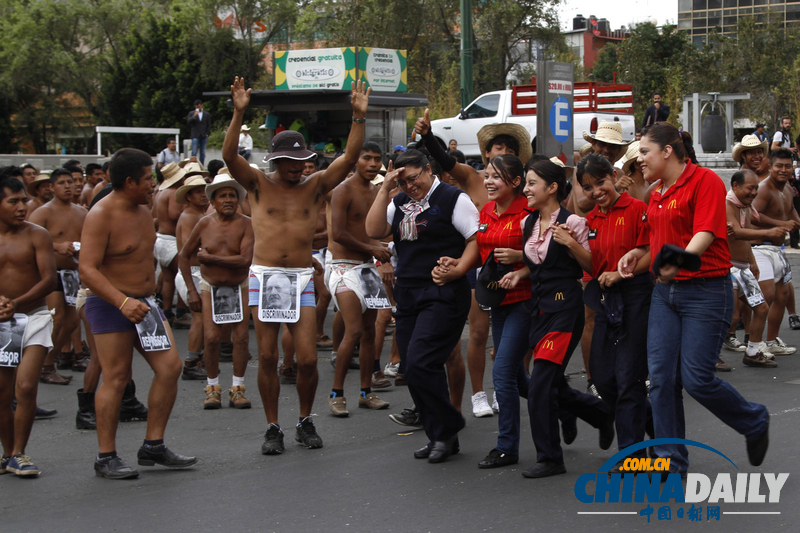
[241,124,251,131]
[182,161,209,179]
[26,174,51,197]
[618,141,641,175]
[206,174,247,201]
[158,162,187,190]
[549,156,574,179]
[371,164,387,186]
[582,121,631,147]
[732,134,769,164]
[477,124,533,165]
[175,175,208,204]
[579,143,594,158]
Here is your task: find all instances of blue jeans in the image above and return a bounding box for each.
[491,301,531,456]
[191,137,208,165]
[647,276,769,472]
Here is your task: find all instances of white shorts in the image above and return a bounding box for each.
[23,307,54,350]
[753,246,791,284]
[154,233,178,268]
[176,266,202,303]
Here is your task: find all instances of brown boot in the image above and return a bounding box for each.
[203,385,222,409]
[55,351,73,370]
[71,348,89,373]
[228,386,252,409]
[182,356,208,381]
[40,364,72,385]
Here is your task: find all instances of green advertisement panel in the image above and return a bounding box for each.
[274,47,357,90]
[358,47,407,92]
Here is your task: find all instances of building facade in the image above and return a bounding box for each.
[678,0,800,45]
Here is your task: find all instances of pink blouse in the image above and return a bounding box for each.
[522,209,590,265]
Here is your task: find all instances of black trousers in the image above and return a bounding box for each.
[528,305,611,464]
[589,280,652,457]
[394,278,470,443]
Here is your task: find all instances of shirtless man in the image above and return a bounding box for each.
[64,165,84,205]
[21,164,37,186]
[81,148,195,479]
[29,169,88,384]
[179,175,253,409]
[416,111,531,417]
[733,135,770,182]
[750,148,800,357]
[726,169,783,368]
[153,162,188,324]
[223,76,369,454]
[80,164,105,207]
[91,163,111,202]
[325,142,392,417]
[25,175,53,219]
[0,176,57,477]
[279,159,334,385]
[174,175,211,381]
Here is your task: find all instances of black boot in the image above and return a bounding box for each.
[119,380,148,422]
[76,389,96,430]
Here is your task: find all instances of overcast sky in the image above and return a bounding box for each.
[557,0,678,31]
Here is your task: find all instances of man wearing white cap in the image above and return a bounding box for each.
[222,76,370,454]
[174,175,210,381]
[238,125,253,162]
[179,174,253,410]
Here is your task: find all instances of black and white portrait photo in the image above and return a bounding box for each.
[0,314,28,368]
[359,266,391,309]
[135,297,171,351]
[259,272,300,323]
[212,285,243,324]
[60,270,80,306]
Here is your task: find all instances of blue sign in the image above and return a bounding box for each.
[549,97,571,143]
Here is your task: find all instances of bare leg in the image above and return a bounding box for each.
[315,271,331,339]
[44,292,78,367]
[332,310,344,353]
[253,314,281,424]
[13,345,47,454]
[767,281,787,341]
[0,369,14,456]
[93,331,136,453]
[374,308,392,364]
[138,322,182,441]
[286,307,318,418]
[161,258,178,314]
[280,324,295,367]
[232,286,251,379]
[332,292,364,391]
[749,301,769,344]
[787,281,796,315]
[202,291,222,380]
[80,306,101,392]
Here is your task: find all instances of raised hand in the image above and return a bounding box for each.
[414,108,432,136]
[230,76,252,112]
[350,80,371,118]
[381,160,402,194]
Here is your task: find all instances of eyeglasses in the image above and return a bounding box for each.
[398,168,427,188]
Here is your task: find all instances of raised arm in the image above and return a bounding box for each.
[318,81,371,195]
[222,77,260,192]
[366,162,400,240]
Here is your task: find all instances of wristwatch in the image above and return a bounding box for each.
[352,117,366,124]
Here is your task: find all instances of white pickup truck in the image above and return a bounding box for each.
[430,82,636,159]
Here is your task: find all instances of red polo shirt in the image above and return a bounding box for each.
[478,194,531,305]
[585,192,649,278]
[647,162,731,280]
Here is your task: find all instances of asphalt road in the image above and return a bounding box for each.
[9,250,800,533]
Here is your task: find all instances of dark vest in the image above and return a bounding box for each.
[392,182,466,284]
[522,208,583,313]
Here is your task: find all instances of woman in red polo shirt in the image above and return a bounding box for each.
[577,153,652,469]
[473,154,531,469]
[619,123,770,473]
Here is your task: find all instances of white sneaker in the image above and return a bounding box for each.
[767,337,797,356]
[491,391,499,413]
[722,335,746,352]
[471,391,493,418]
[383,362,399,377]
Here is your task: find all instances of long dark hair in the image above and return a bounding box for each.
[522,158,567,244]
[488,154,524,195]
[640,123,698,165]
[576,153,615,186]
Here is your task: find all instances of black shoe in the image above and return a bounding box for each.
[389,407,422,428]
[137,446,197,468]
[599,418,615,450]
[747,421,769,466]
[262,424,285,455]
[35,406,58,420]
[789,315,800,330]
[522,461,566,478]
[478,448,519,469]
[561,416,577,445]
[414,444,431,459]
[95,456,139,479]
[76,389,96,430]
[428,436,459,464]
[181,357,207,381]
[295,417,323,449]
[119,380,148,422]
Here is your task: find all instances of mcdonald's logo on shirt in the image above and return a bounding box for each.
[504,221,515,230]
[667,200,677,209]
[555,292,564,300]
[615,218,625,226]
[542,340,555,350]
